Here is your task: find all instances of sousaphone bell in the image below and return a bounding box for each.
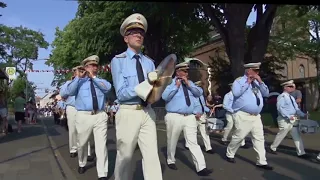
[135,54,177,104]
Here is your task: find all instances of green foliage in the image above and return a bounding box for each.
[0,25,49,75]
[9,76,35,104]
[48,1,211,85]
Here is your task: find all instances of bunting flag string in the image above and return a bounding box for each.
[24,65,111,73]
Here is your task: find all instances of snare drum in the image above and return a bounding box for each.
[206,117,225,133]
[298,119,319,134]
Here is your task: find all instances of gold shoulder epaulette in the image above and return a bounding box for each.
[235,76,242,81]
[115,53,126,58]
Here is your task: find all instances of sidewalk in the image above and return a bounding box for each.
[0,116,64,180]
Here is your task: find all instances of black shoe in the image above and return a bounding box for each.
[184,146,189,150]
[240,144,250,149]
[298,154,311,159]
[87,155,94,162]
[206,149,214,154]
[197,168,213,176]
[266,147,277,155]
[226,157,236,163]
[70,153,77,158]
[78,167,86,174]
[98,177,108,180]
[168,164,178,170]
[220,140,228,146]
[256,164,273,170]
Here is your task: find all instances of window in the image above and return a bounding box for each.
[298,64,305,78]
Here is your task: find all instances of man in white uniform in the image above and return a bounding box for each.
[184,81,214,154]
[225,62,273,170]
[60,66,94,161]
[110,13,162,180]
[162,62,212,176]
[64,55,112,179]
[267,80,310,159]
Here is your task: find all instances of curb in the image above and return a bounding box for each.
[41,118,78,180]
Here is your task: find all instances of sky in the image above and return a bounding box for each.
[1,0,257,98]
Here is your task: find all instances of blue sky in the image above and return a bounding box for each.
[2,0,257,97]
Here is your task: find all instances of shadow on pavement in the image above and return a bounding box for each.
[267,156,320,179]
[0,146,50,164]
[0,126,45,144]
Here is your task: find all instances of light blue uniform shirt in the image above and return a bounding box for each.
[111,48,155,105]
[223,91,234,113]
[60,80,76,107]
[63,76,112,111]
[162,77,202,115]
[277,92,305,119]
[57,100,66,110]
[232,75,269,115]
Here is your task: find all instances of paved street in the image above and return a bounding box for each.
[1,117,320,180]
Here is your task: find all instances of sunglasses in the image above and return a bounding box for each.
[126,29,146,37]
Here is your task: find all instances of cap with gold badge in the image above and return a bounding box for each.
[243,62,261,70]
[281,80,295,87]
[82,55,99,66]
[120,13,148,37]
[175,62,189,71]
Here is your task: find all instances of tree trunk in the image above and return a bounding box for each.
[245,5,278,63]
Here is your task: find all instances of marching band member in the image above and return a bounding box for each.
[221,83,246,147]
[267,80,310,159]
[162,62,212,176]
[226,62,273,170]
[184,81,214,154]
[60,66,94,161]
[111,13,162,180]
[64,55,112,179]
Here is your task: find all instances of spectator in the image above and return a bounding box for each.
[290,84,303,110]
[14,92,26,133]
[0,90,8,134]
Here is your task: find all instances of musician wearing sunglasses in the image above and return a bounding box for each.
[59,65,94,162]
[63,55,112,179]
[162,62,213,176]
[110,13,162,180]
[225,62,273,170]
[267,80,310,159]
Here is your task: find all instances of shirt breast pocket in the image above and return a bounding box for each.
[123,70,138,87]
[78,86,90,97]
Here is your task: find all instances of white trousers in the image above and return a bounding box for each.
[184,114,212,151]
[114,105,162,180]
[66,106,91,156]
[270,117,306,156]
[166,113,206,172]
[226,111,268,165]
[222,113,245,146]
[76,111,108,178]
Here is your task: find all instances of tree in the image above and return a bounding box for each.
[0,25,49,75]
[201,4,279,77]
[0,1,6,17]
[47,1,212,85]
[270,5,320,109]
[9,76,35,103]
